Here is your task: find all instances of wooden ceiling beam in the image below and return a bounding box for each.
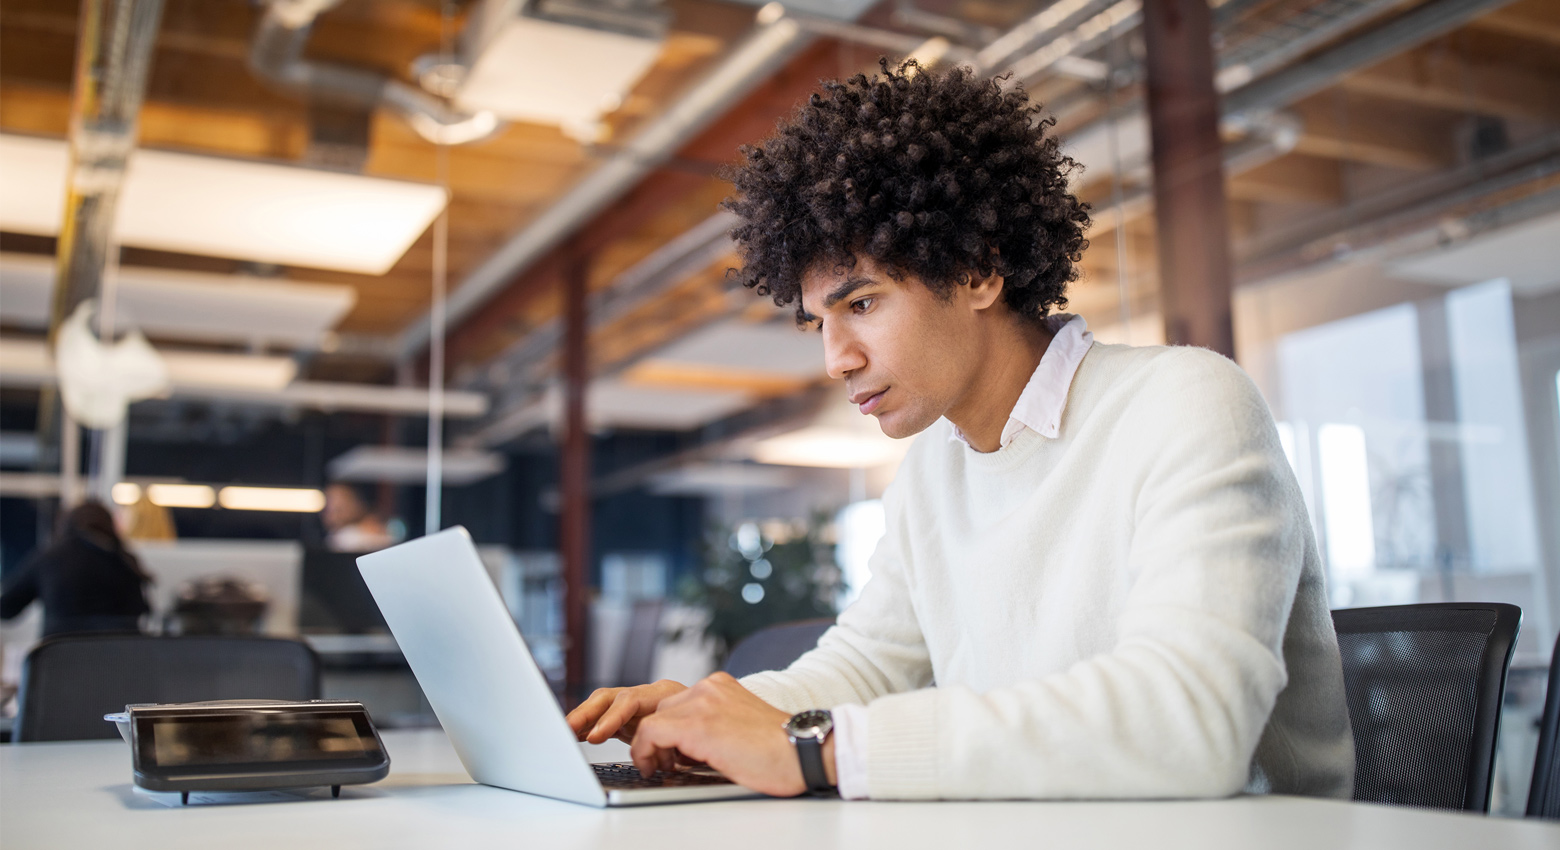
[1228,154,1345,205]
[1467,1,1560,49]
[1289,95,1456,171]
[1339,49,1560,124]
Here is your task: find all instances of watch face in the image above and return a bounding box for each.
[786,709,833,741]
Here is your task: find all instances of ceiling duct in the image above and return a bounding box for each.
[249,0,500,146]
[452,0,670,141]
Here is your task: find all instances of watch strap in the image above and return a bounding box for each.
[794,734,833,795]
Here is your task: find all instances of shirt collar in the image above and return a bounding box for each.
[949,313,1094,449]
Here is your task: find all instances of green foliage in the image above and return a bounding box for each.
[679,513,842,660]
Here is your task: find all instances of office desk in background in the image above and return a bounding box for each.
[2,730,1555,850]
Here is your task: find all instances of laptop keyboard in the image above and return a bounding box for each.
[593,762,734,789]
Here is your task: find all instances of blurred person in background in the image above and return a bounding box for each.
[322,483,395,552]
[1,501,151,638]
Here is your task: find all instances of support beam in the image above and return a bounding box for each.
[1142,0,1234,356]
[1290,94,1456,171]
[1338,50,1560,124]
[1467,2,1560,49]
[1229,154,1345,205]
[560,248,591,704]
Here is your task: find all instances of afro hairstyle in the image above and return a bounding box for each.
[722,59,1090,323]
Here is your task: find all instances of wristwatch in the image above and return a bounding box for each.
[784,709,836,796]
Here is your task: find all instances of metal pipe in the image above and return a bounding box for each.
[974,0,1122,73]
[249,0,499,146]
[1223,0,1521,122]
[396,12,812,359]
[49,0,167,346]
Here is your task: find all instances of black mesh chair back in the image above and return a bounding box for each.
[1529,632,1560,819]
[15,634,320,742]
[1331,602,1520,812]
[724,618,834,679]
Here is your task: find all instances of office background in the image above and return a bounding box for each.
[1,0,1558,821]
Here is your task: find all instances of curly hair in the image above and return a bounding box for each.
[722,59,1090,323]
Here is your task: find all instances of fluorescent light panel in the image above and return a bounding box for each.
[457,16,663,133]
[218,486,326,512]
[328,445,505,485]
[0,337,296,392]
[0,135,447,274]
[111,482,142,505]
[0,253,356,348]
[146,483,216,508]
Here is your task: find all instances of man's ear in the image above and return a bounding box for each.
[965,271,1005,312]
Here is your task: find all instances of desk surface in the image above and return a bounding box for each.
[2,730,1556,850]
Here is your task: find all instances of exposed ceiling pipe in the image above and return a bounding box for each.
[975,0,1122,73]
[49,0,166,345]
[1223,0,1521,126]
[249,0,500,146]
[1088,112,1303,239]
[395,7,814,360]
[1065,0,1516,185]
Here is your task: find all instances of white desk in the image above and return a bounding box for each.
[2,730,1555,850]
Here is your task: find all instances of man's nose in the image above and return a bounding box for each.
[823,327,866,380]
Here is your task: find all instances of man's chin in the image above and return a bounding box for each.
[874,409,934,440]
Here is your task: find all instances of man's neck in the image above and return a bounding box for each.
[946,317,1054,453]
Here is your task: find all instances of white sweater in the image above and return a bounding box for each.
[742,341,1355,800]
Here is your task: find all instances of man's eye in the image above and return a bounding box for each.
[850,297,874,314]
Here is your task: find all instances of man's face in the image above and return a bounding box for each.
[322,484,366,532]
[799,257,986,439]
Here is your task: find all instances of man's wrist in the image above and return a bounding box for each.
[821,735,837,787]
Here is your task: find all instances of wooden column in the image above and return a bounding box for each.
[1143,0,1235,357]
[560,250,591,704]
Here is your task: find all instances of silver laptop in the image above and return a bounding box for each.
[357,526,759,807]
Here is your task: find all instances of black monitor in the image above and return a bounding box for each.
[299,549,388,633]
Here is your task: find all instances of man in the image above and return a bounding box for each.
[322,483,395,552]
[566,61,1354,801]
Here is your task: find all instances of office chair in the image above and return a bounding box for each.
[724,618,834,679]
[15,634,320,742]
[617,598,665,686]
[1331,602,1520,812]
[1529,631,1560,819]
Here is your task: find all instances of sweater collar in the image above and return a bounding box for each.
[947,313,1093,450]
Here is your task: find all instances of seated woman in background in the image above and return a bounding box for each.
[1,501,151,637]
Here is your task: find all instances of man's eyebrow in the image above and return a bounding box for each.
[822,276,875,309]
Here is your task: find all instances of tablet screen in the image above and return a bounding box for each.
[136,711,377,769]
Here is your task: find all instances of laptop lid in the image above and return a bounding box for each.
[356,527,608,808]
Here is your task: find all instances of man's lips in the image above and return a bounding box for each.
[851,389,887,415]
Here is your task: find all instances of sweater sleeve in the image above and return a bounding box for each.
[741,480,934,714]
[859,349,1308,800]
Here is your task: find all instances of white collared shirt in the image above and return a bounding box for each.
[947,313,1095,450]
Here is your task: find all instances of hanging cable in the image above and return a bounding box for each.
[425,0,454,534]
[1104,14,1132,344]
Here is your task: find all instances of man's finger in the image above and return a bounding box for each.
[588,690,640,744]
[630,714,681,778]
[566,687,621,735]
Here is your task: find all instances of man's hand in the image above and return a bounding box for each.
[628,672,835,797]
[566,679,688,744]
